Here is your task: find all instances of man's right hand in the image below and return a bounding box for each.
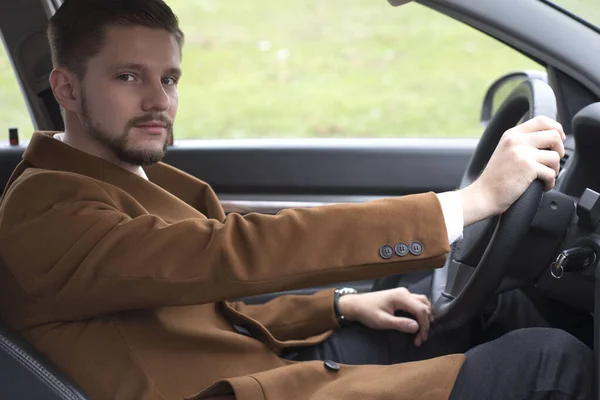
[458,116,566,226]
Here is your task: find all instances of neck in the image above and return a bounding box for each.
[62,115,140,175]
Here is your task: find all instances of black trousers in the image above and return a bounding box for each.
[285,281,594,399]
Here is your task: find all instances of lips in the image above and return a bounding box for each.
[135,121,167,128]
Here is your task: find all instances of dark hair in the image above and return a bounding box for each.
[47,0,185,78]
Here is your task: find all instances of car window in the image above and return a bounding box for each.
[0,1,541,141]
[0,38,34,140]
[167,1,541,140]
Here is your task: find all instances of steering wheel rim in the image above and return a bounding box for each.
[430,79,558,333]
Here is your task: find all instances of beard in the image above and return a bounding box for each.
[80,94,173,167]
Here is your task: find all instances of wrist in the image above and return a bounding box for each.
[335,288,358,324]
[337,296,354,321]
[457,182,497,226]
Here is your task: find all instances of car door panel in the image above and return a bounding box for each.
[1,139,475,202]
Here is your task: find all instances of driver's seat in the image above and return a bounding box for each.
[0,319,89,399]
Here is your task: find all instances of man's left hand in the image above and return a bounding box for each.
[338,288,433,347]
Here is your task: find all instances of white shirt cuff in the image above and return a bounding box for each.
[436,191,464,245]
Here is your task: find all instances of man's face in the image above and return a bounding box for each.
[78,25,181,166]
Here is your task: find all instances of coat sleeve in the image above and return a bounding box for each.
[0,170,450,321]
[226,288,338,342]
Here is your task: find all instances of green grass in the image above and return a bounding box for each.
[4,0,598,140]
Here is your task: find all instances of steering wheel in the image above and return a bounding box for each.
[430,79,558,333]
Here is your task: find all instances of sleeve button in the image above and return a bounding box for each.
[409,241,424,256]
[379,245,394,259]
[394,242,409,257]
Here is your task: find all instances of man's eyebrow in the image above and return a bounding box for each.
[166,67,182,77]
[108,63,146,71]
[108,63,182,76]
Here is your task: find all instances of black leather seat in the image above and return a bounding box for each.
[0,321,88,399]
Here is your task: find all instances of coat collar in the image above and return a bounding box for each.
[24,131,147,184]
[19,132,226,221]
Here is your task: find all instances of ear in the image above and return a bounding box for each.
[49,67,82,113]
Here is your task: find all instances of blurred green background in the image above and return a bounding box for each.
[1,0,598,140]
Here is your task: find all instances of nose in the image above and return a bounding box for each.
[141,79,171,113]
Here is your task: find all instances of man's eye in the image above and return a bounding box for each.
[162,77,178,85]
[117,74,135,82]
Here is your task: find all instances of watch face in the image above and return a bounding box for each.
[337,287,358,295]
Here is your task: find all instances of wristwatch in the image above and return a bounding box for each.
[333,287,358,326]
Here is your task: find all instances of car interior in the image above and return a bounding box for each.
[2,0,600,398]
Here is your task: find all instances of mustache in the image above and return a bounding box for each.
[127,114,173,129]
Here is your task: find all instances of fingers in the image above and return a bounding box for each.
[411,294,433,346]
[412,294,434,322]
[394,290,431,346]
[518,116,565,140]
[525,130,565,159]
[535,149,561,177]
[536,163,559,191]
[510,122,565,192]
[412,294,430,307]
[473,116,565,219]
[361,288,433,347]
[379,313,420,334]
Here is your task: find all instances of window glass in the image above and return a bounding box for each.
[0,39,34,141]
[0,1,543,141]
[168,1,541,139]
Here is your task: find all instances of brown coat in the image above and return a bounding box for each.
[0,132,464,400]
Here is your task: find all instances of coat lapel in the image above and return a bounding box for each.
[18,132,225,221]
